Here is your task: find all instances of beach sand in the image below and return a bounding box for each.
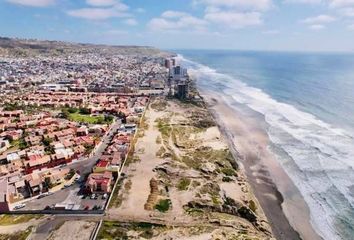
[200,89,322,240]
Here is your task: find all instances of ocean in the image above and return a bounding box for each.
[176,50,354,240]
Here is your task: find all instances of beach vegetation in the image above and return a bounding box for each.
[97,221,166,240]
[211,194,221,205]
[192,180,201,188]
[156,146,166,158]
[156,118,171,138]
[108,176,126,209]
[221,167,236,177]
[140,115,149,130]
[177,177,191,191]
[222,176,233,182]
[200,182,221,196]
[151,99,168,111]
[181,155,201,169]
[0,226,33,240]
[249,200,257,213]
[124,179,132,191]
[154,199,171,212]
[0,215,41,225]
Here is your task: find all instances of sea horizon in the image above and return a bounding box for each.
[177,49,354,240]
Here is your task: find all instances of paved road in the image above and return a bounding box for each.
[16,119,121,211]
[70,119,122,177]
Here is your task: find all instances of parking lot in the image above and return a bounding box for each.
[14,181,108,211]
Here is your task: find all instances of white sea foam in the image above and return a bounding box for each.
[177,54,354,240]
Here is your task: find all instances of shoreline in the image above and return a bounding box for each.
[199,89,322,240]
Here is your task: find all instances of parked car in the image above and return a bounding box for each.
[13,203,26,210]
[102,193,108,199]
[44,205,52,210]
[37,194,46,199]
[90,194,96,199]
[84,205,90,210]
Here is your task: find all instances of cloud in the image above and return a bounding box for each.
[348,23,354,29]
[161,11,189,18]
[67,6,130,20]
[148,11,207,32]
[340,7,354,16]
[67,1,130,20]
[6,0,55,7]
[284,0,323,4]
[194,0,272,11]
[329,0,354,8]
[86,0,117,7]
[124,18,138,26]
[301,14,337,24]
[309,24,326,29]
[205,10,263,28]
[262,29,280,34]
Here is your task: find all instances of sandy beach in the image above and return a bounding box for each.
[200,89,322,240]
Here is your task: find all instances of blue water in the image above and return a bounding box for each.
[176,50,354,240]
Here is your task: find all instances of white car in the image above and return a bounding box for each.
[14,203,26,210]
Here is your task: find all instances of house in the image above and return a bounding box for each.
[85,171,113,193]
[25,135,42,146]
[0,139,10,154]
[76,126,88,136]
[24,173,43,196]
[93,160,119,175]
[7,152,20,163]
[6,130,23,141]
[0,179,10,212]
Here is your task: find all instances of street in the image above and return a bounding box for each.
[13,119,122,211]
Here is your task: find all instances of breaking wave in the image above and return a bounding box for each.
[177,54,354,240]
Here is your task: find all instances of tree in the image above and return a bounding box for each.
[79,107,91,115]
[42,137,52,146]
[44,177,53,189]
[67,107,78,113]
[104,115,114,123]
[61,109,69,119]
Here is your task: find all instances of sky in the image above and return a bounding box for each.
[1,0,354,52]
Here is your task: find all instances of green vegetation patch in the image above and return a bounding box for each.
[151,99,168,111]
[154,199,171,213]
[156,118,172,139]
[0,215,41,226]
[177,177,191,191]
[68,113,105,124]
[156,146,166,158]
[181,155,202,170]
[221,167,236,177]
[3,103,45,114]
[97,221,166,240]
[0,226,33,240]
[108,177,125,209]
[61,107,113,124]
